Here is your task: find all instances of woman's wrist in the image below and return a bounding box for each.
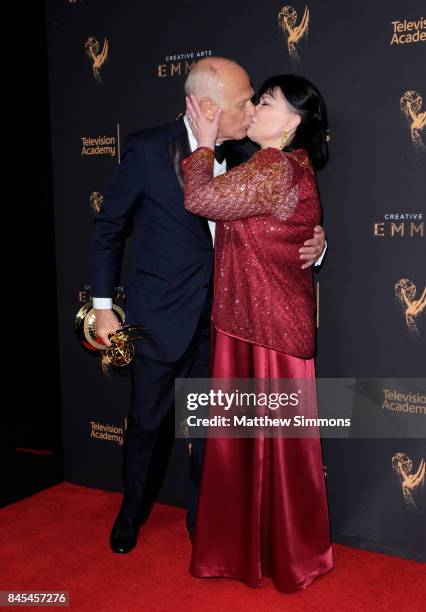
[197,142,215,151]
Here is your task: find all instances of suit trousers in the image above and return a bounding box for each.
[117,284,212,536]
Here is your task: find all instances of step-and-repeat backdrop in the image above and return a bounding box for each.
[46,0,425,561]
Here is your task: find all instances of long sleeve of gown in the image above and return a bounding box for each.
[182,146,303,221]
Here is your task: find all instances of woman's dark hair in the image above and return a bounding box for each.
[258,74,330,170]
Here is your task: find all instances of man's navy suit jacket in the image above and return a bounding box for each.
[90,117,244,363]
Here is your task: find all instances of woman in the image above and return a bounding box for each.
[182,75,333,593]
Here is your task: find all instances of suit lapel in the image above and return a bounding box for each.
[166,119,212,245]
[166,121,191,190]
[166,125,245,246]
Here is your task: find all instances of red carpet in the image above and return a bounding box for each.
[1,483,424,611]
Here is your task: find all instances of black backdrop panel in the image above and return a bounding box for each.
[46,0,425,560]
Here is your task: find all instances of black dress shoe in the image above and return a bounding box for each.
[110,518,140,554]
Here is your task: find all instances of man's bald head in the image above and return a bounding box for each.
[184,56,256,142]
[185,57,247,105]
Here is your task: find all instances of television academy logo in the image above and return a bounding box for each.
[400,91,426,150]
[81,135,116,157]
[90,419,126,446]
[390,17,426,46]
[392,452,425,508]
[85,36,109,83]
[394,279,426,336]
[278,5,310,61]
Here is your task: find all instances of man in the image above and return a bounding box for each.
[91,57,325,554]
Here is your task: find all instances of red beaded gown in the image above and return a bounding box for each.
[181,146,333,593]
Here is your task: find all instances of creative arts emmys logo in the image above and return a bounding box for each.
[395,279,426,336]
[85,36,109,83]
[372,212,423,238]
[392,452,425,508]
[278,5,310,60]
[158,50,213,78]
[90,192,104,213]
[400,91,426,150]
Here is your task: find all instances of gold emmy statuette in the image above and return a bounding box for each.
[90,191,104,213]
[278,5,310,60]
[400,91,426,149]
[395,279,426,335]
[392,452,425,507]
[75,298,147,369]
[85,36,109,83]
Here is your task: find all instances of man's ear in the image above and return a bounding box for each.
[199,97,218,121]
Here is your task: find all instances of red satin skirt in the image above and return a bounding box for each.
[190,327,334,593]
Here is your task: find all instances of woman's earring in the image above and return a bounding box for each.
[279,129,290,149]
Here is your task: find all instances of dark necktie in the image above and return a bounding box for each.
[214,144,226,164]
